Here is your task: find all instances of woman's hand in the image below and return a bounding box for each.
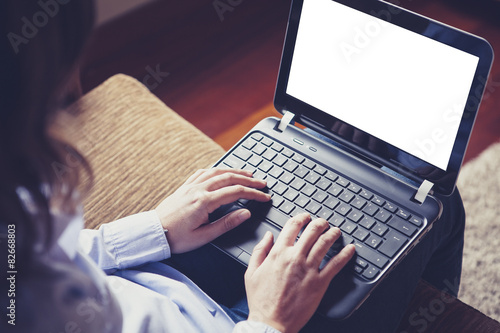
[245,213,356,333]
[155,168,271,254]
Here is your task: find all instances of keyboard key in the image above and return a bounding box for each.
[359,216,376,230]
[396,209,411,220]
[359,189,373,200]
[271,196,284,208]
[314,165,327,175]
[325,171,338,181]
[280,201,295,215]
[248,155,262,167]
[258,160,273,173]
[282,148,295,158]
[284,189,299,202]
[223,157,245,169]
[302,184,317,197]
[375,209,391,223]
[409,216,423,227]
[366,235,383,249]
[305,201,322,215]
[266,177,277,189]
[305,172,320,185]
[335,203,351,216]
[294,166,309,178]
[355,257,369,268]
[279,172,295,185]
[271,142,284,152]
[339,191,355,203]
[362,265,380,280]
[348,183,361,193]
[317,208,333,221]
[269,167,283,179]
[351,197,367,210]
[273,155,288,167]
[371,195,386,206]
[362,203,379,216]
[324,197,340,210]
[353,242,388,269]
[290,178,306,191]
[330,215,345,227]
[316,179,331,191]
[263,150,277,161]
[234,148,252,161]
[347,210,363,223]
[372,223,389,237]
[283,160,299,173]
[327,184,343,197]
[292,154,305,164]
[242,139,256,150]
[273,183,288,196]
[265,207,291,228]
[378,234,408,258]
[295,195,310,208]
[261,137,273,146]
[383,202,398,213]
[336,177,350,187]
[340,221,357,234]
[387,216,418,237]
[253,144,266,155]
[303,159,316,169]
[353,227,370,242]
[312,191,328,203]
[250,133,263,141]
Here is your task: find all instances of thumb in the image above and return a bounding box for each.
[197,208,251,243]
[246,231,274,277]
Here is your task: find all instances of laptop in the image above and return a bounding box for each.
[210,0,493,320]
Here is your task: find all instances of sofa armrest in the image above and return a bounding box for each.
[66,74,225,229]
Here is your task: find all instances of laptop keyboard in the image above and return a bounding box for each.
[218,132,424,281]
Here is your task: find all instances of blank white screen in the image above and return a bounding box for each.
[286,0,479,170]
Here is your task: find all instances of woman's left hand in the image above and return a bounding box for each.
[155,168,271,254]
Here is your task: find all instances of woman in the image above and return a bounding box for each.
[0,1,355,332]
[1,1,466,332]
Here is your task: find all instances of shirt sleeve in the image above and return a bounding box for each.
[232,321,282,333]
[78,211,171,273]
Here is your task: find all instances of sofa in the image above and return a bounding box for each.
[68,74,500,332]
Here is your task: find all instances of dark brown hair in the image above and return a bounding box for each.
[0,0,95,269]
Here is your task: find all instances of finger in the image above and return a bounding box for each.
[273,213,311,248]
[307,227,342,267]
[193,168,255,185]
[184,169,209,185]
[320,244,356,280]
[206,186,271,213]
[193,208,252,245]
[204,172,267,192]
[295,218,330,256]
[246,231,274,278]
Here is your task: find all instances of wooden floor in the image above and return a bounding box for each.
[81,0,500,164]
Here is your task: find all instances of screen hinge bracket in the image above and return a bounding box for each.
[275,111,295,133]
[413,179,434,204]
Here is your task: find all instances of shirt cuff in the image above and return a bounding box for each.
[233,321,282,333]
[101,210,171,269]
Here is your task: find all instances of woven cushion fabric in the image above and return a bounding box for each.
[64,74,225,229]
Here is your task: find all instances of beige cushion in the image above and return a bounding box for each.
[65,74,225,229]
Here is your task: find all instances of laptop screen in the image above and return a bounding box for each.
[286,0,479,171]
[275,0,493,195]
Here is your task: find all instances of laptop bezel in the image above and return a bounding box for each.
[274,0,494,196]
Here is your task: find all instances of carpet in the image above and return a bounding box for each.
[457,141,500,321]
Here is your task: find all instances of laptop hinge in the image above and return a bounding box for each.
[413,179,434,204]
[275,111,295,133]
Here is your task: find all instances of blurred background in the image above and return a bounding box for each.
[81,0,500,160]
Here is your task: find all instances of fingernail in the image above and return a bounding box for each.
[238,210,251,222]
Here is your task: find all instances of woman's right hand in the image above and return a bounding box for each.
[244,213,355,333]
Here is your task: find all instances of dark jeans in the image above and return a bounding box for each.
[165,189,465,333]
